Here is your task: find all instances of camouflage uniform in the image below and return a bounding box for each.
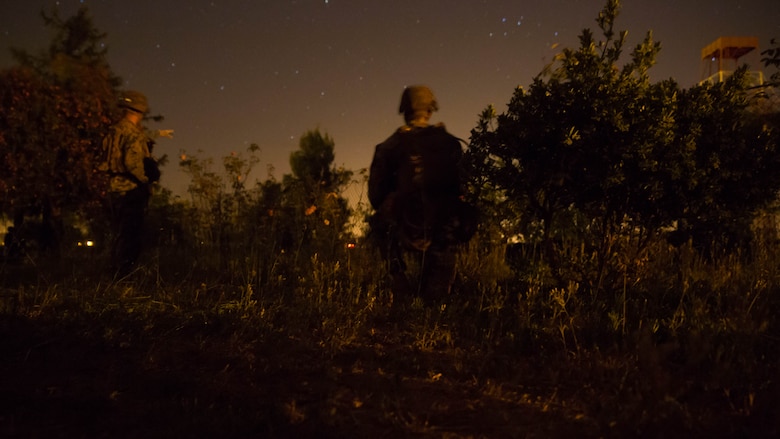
[369,86,475,304]
[104,118,152,193]
[102,91,154,275]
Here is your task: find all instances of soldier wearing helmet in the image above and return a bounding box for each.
[101,90,168,276]
[369,85,476,306]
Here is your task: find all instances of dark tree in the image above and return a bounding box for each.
[761,38,780,87]
[0,6,122,253]
[463,0,780,292]
[281,129,353,264]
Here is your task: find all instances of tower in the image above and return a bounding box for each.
[700,36,763,86]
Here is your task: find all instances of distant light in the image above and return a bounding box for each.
[347,243,356,249]
[86,241,94,247]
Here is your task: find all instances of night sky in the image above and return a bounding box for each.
[2,0,779,199]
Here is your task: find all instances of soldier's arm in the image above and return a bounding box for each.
[124,135,150,184]
[147,128,174,139]
[368,147,387,209]
[368,142,397,209]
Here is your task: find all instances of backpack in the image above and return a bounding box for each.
[390,127,477,249]
[97,126,160,184]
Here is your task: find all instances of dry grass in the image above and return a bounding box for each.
[1,229,778,438]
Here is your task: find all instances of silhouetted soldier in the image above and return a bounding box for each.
[101,90,169,276]
[369,85,476,305]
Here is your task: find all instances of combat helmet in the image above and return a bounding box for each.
[398,85,438,116]
[119,90,149,114]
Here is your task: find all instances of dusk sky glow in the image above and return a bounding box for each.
[2,0,779,199]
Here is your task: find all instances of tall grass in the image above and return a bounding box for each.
[2,162,778,436]
[3,180,778,359]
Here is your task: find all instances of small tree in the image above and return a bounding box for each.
[757,39,780,146]
[463,0,780,295]
[177,145,262,273]
[0,6,121,253]
[466,0,668,288]
[282,129,353,266]
[290,129,335,191]
[664,71,780,252]
[761,38,780,87]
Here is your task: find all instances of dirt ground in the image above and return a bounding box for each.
[0,312,776,438]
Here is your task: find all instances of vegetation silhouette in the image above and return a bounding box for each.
[1,1,779,437]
